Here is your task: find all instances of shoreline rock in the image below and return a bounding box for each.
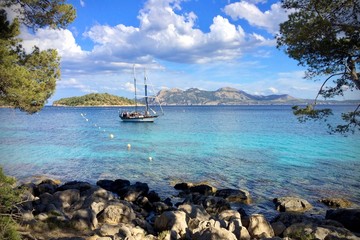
[14,177,360,240]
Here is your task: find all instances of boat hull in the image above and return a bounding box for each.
[120,115,158,122]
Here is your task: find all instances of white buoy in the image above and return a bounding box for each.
[148,157,153,161]
[109,134,114,139]
[127,144,131,150]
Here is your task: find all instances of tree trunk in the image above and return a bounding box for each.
[348,56,360,90]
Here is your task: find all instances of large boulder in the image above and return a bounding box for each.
[174,182,216,195]
[123,182,149,202]
[248,214,274,238]
[57,181,92,192]
[53,189,80,210]
[154,210,188,238]
[178,203,211,222]
[192,226,237,240]
[96,178,131,195]
[202,196,231,215]
[81,186,115,210]
[326,208,360,232]
[215,189,250,204]
[273,196,312,212]
[71,208,98,230]
[99,201,136,225]
[283,223,359,240]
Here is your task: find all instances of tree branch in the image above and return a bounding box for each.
[314,72,345,105]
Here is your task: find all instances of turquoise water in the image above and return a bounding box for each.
[0,105,359,217]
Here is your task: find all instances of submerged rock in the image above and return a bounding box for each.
[320,198,353,208]
[215,188,250,204]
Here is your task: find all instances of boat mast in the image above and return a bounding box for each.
[144,68,149,115]
[133,65,138,112]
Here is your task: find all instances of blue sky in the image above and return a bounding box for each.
[15,0,358,102]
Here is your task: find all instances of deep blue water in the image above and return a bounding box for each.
[0,105,359,217]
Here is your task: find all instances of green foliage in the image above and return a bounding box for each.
[277,0,360,134]
[53,93,136,106]
[0,1,75,114]
[0,167,21,240]
[2,0,76,30]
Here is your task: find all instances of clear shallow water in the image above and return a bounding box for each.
[1,105,359,218]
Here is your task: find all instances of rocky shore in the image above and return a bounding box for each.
[15,176,360,240]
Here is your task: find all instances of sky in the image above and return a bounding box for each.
[14,0,359,102]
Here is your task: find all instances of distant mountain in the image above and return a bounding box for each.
[150,87,302,105]
[53,93,136,106]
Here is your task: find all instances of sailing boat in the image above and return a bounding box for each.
[119,66,160,122]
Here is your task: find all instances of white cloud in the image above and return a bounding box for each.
[20,27,86,60]
[80,0,85,7]
[224,1,289,34]
[57,78,96,93]
[83,0,268,64]
[268,87,279,94]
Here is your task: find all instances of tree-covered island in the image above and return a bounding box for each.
[52,93,136,106]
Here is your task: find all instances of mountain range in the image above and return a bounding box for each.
[149,87,304,105]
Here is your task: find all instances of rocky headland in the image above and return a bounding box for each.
[14,176,360,240]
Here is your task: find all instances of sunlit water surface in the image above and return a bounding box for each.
[1,105,359,218]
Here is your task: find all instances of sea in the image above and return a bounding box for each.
[0,105,359,218]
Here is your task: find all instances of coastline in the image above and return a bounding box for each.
[12,175,360,239]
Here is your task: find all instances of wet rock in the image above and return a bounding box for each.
[215,188,250,204]
[189,184,215,195]
[326,208,360,232]
[123,182,149,202]
[153,201,174,214]
[174,182,191,191]
[248,214,274,238]
[35,182,57,196]
[147,190,160,203]
[319,198,353,208]
[57,181,92,192]
[202,196,231,215]
[273,196,312,212]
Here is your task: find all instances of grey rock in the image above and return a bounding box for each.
[248,214,274,238]
[178,203,211,222]
[215,189,250,204]
[273,196,312,212]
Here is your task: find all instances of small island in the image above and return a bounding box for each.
[53,93,136,106]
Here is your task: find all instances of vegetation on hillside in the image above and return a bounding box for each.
[53,93,136,106]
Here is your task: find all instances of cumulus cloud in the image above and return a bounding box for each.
[223,1,289,34]
[19,0,276,74]
[83,0,269,65]
[20,27,86,59]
